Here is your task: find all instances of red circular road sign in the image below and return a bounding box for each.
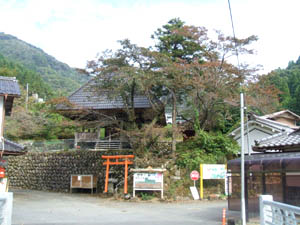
[190,170,200,181]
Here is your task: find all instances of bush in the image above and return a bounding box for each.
[175,130,239,170]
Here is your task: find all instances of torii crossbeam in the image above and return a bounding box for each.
[102,155,134,194]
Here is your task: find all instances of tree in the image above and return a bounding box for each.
[244,74,281,115]
[151,18,203,62]
[151,18,206,155]
[85,19,273,160]
[152,19,259,136]
[5,95,77,140]
[86,40,163,130]
[260,57,300,115]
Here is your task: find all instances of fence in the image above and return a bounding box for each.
[20,139,75,152]
[20,139,172,152]
[260,195,300,225]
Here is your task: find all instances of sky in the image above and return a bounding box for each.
[0,0,300,74]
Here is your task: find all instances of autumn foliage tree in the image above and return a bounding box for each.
[85,18,279,159]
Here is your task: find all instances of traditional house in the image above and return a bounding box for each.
[0,76,25,156]
[228,128,300,215]
[58,78,165,150]
[229,110,300,154]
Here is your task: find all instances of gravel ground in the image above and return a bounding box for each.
[11,189,230,225]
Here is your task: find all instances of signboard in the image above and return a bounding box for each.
[134,173,163,189]
[133,171,164,199]
[202,164,226,180]
[190,186,200,200]
[190,170,200,181]
[200,164,227,199]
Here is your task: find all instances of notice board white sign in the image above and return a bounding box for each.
[134,173,163,189]
[202,164,226,179]
[133,171,165,199]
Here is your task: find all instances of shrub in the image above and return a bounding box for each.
[176,130,239,170]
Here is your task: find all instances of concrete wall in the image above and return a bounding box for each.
[6,150,132,192]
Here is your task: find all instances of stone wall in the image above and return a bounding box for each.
[7,150,132,192]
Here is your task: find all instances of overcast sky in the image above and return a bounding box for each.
[0,0,299,74]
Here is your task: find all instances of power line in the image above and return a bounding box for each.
[227,0,240,67]
[227,1,247,225]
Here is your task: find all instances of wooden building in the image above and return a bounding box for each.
[0,76,25,155]
[58,78,165,150]
[229,110,300,155]
[228,128,300,215]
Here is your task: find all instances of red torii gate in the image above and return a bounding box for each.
[102,155,134,194]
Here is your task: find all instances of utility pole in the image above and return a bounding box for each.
[25,83,28,110]
[240,92,246,225]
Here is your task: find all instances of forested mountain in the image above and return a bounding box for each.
[0,53,52,98]
[0,32,88,95]
[266,57,300,115]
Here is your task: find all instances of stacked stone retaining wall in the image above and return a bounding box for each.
[7,150,132,192]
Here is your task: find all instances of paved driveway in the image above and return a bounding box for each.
[12,189,228,225]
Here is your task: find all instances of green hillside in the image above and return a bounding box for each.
[0,53,53,98]
[0,32,88,95]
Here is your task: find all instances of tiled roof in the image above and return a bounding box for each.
[0,138,26,155]
[62,78,152,110]
[0,76,21,96]
[260,110,300,121]
[230,114,294,138]
[253,129,300,152]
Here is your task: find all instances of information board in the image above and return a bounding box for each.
[200,164,227,199]
[202,164,226,179]
[133,172,164,199]
[134,173,163,189]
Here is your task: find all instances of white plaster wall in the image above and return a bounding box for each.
[236,128,276,154]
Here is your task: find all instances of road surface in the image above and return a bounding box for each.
[12,189,229,225]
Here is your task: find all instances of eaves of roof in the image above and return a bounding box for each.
[0,138,26,155]
[0,76,21,97]
[230,116,292,138]
[253,129,300,152]
[260,110,300,121]
[64,78,152,110]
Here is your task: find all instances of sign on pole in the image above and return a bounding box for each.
[190,170,200,200]
[190,170,199,181]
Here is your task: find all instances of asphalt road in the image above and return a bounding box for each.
[12,189,230,225]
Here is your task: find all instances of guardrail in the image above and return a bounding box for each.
[260,195,300,225]
[0,193,13,225]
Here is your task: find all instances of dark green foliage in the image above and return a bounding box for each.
[176,130,239,170]
[266,57,300,115]
[152,18,203,62]
[0,53,53,98]
[0,32,88,95]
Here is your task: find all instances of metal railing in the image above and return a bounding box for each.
[94,140,131,151]
[260,195,300,225]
